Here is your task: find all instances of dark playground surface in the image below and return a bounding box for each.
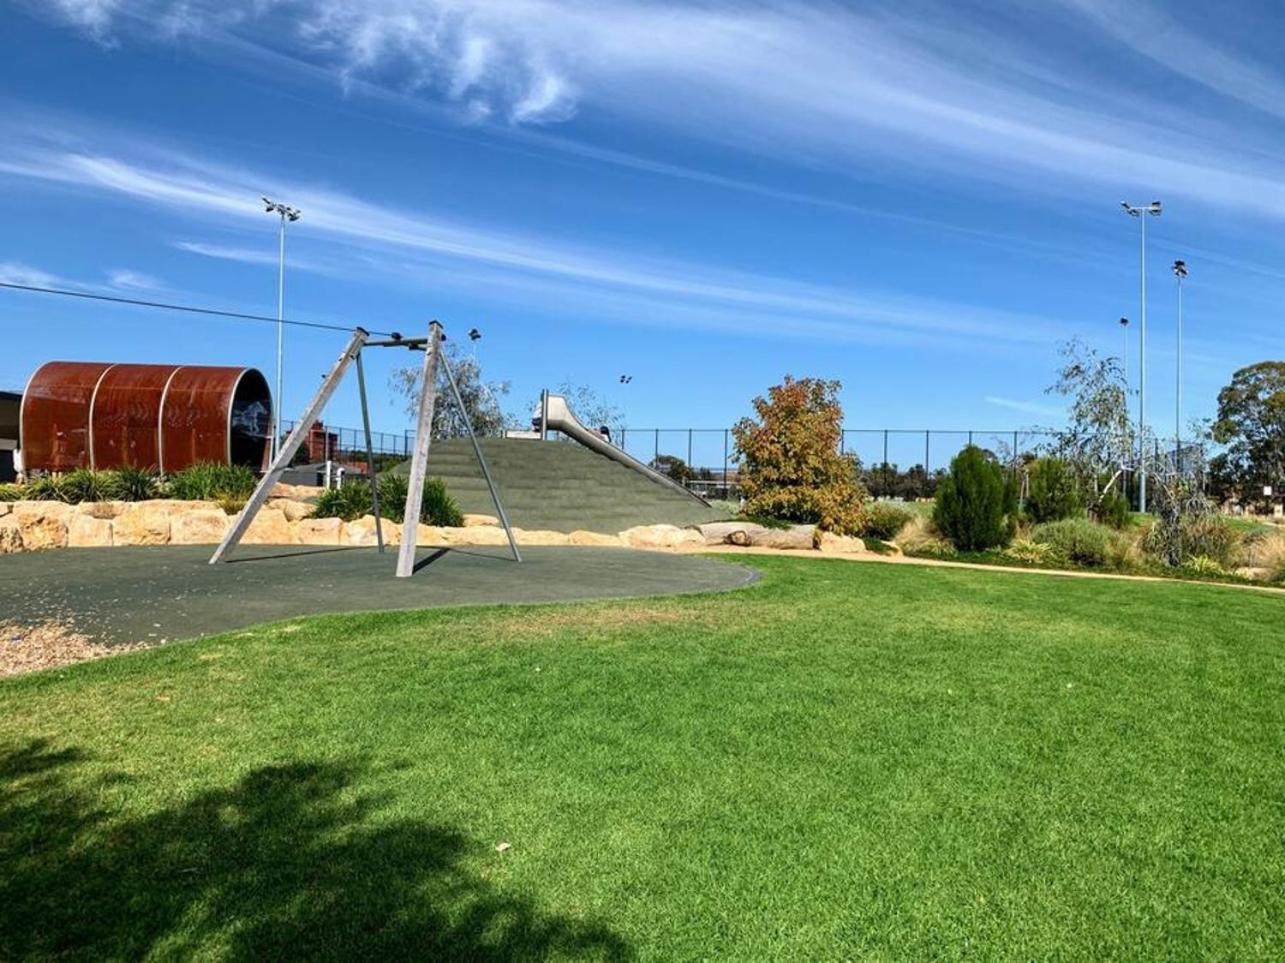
[0,545,758,646]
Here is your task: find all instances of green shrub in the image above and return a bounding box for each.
[862,501,915,540]
[1031,518,1116,568]
[1183,555,1229,578]
[312,475,463,527]
[1000,538,1053,565]
[418,477,464,527]
[1178,515,1240,568]
[312,482,373,522]
[1092,488,1130,530]
[106,466,161,501]
[167,463,258,501]
[933,446,1015,551]
[0,483,25,501]
[23,476,72,502]
[1025,458,1082,523]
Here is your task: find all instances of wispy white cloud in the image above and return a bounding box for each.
[106,268,161,289]
[0,261,62,288]
[0,128,1069,351]
[985,395,1065,419]
[23,0,1285,219]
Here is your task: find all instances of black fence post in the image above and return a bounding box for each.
[723,429,729,499]
[924,430,930,498]
[687,428,693,469]
[882,429,889,498]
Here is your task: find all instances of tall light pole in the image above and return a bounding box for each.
[263,196,301,460]
[1122,200,1161,511]
[1119,317,1130,499]
[1172,259,1187,472]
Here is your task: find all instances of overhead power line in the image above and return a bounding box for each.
[0,281,399,337]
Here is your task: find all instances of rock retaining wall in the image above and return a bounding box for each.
[0,500,868,556]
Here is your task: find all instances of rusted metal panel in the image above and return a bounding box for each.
[19,361,113,472]
[20,362,271,474]
[90,363,179,470]
[159,366,268,472]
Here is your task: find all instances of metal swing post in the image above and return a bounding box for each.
[355,349,384,553]
[440,348,521,563]
[210,327,369,564]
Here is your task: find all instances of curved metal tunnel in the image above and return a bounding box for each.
[19,361,271,473]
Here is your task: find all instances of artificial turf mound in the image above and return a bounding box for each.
[2,557,1281,958]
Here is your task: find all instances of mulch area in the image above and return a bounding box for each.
[0,621,150,678]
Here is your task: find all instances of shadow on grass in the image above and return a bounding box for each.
[0,740,631,960]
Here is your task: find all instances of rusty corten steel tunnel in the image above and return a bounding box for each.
[19,361,272,473]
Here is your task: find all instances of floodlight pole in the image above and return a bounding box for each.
[396,322,444,578]
[210,326,368,564]
[1173,260,1188,472]
[1122,201,1161,512]
[264,197,301,461]
[355,349,384,553]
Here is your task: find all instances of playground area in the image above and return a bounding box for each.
[0,544,754,654]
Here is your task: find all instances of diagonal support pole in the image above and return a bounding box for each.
[396,321,443,578]
[355,349,384,553]
[210,327,369,564]
[440,348,521,563]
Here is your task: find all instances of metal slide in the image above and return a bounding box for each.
[541,393,710,505]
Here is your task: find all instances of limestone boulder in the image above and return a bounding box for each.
[749,525,816,550]
[241,507,291,545]
[693,521,771,546]
[271,482,324,500]
[513,529,569,546]
[463,513,500,528]
[817,531,867,555]
[294,517,343,546]
[343,515,400,547]
[13,502,71,550]
[568,530,624,547]
[74,500,129,520]
[618,524,705,550]
[0,516,23,554]
[269,498,315,523]
[445,525,509,546]
[112,503,173,546]
[171,509,230,545]
[67,514,114,547]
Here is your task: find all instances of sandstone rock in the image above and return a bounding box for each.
[749,525,816,550]
[618,524,705,550]
[416,524,449,545]
[74,500,129,519]
[271,482,324,500]
[568,530,624,547]
[268,498,315,523]
[694,521,771,546]
[13,503,71,550]
[451,525,511,546]
[171,509,230,545]
[0,516,22,554]
[242,507,291,545]
[67,514,114,547]
[112,504,172,546]
[294,517,343,545]
[463,513,500,528]
[13,501,73,522]
[0,503,10,517]
[817,531,867,555]
[342,515,400,547]
[513,528,569,546]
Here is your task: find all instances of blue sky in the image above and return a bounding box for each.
[2,0,1284,466]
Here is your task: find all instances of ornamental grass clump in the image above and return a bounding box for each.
[861,501,915,540]
[732,376,866,535]
[311,475,462,527]
[933,446,1016,552]
[1031,517,1117,568]
[166,463,258,502]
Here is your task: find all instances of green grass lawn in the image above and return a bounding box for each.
[2,557,1282,959]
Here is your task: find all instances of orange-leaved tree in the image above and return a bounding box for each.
[732,376,866,534]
